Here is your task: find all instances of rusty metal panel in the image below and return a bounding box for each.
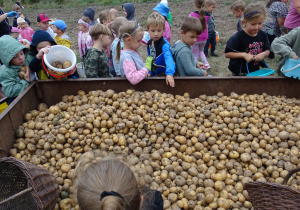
[0,112,14,158]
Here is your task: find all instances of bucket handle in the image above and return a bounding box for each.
[246,60,269,74]
[42,57,76,78]
[280,59,300,73]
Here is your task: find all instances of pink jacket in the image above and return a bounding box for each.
[189,12,210,42]
[78,31,93,58]
[19,27,34,42]
[163,20,171,43]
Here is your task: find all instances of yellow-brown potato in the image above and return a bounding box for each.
[19,66,27,79]
[63,60,71,69]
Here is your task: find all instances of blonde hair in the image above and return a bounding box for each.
[12,4,20,11]
[108,8,118,22]
[81,16,90,23]
[193,0,206,31]
[111,17,127,37]
[205,0,216,6]
[230,0,246,11]
[242,4,266,22]
[99,11,108,24]
[181,16,203,35]
[115,21,143,62]
[75,152,142,210]
[89,23,113,41]
[146,12,165,29]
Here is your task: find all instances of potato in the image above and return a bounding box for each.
[63,60,71,69]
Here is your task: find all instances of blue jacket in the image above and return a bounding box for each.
[147,37,175,76]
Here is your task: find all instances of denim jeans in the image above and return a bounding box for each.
[204,32,217,55]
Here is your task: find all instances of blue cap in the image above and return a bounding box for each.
[50,19,67,31]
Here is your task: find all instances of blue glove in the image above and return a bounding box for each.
[6,11,19,17]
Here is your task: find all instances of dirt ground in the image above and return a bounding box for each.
[16,0,275,76]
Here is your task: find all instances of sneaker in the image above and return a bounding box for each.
[204,53,209,57]
[204,64,211,70]
[210,52,219,57]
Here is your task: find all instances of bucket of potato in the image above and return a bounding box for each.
[42,45,77,80]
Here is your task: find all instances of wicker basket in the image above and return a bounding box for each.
[245,168,300,210]
[0,157,59,210]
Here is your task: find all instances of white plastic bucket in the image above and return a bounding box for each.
[76,62,86,78]
[43,45,76,77]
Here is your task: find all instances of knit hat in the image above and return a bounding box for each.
[30,30,56,54]
[83,7,95,21]
[17,17,26,24]
[11,27,20,33]
[161,0,168,7]
[50,20,67,31]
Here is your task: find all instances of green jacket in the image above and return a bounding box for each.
[271,27,300,75]
[0,35,31,98]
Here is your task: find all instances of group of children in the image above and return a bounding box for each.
[1,0,300,101]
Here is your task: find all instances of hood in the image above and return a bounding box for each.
[0,35,26,66]
[153,3,169,18]
[30,30,56,55]
[123,3,135,20]
[170,40,190,58]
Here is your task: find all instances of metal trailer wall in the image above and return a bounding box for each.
[0,77,299,157]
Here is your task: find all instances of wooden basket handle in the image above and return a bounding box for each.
[282,168,300,185]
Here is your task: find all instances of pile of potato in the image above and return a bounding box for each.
[51,60,72,69]
[10,89,300,210]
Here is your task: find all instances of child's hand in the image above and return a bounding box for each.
[253,53,266,62]
[197,62,205,69]
[20,66,30,82]
[166,75,175,87]
[20,40,30,49]
[204,70,208,76]
[36,46,51,60]
[243,53,254,63]
[292,54,299,60]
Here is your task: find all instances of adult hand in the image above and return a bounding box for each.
[6,11,19,17]
[20,66,30,82]
[36,46,51,60]
[292,54,299,60]
[166,75,175,87]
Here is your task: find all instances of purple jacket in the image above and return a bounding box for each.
[189,11,210,41]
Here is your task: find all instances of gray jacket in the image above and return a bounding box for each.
[170,41,205,76]
[207,12,215,34]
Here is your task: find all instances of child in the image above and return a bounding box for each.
[17,17,34,42]
[109,8,118,22]
[78,16,93,59]
[225,5,270,76]
[271,27,300,75]
[98,11,108,25]
[153,2,171,43]
[146,12,175,87]
[12,4,30,28]
[204,0,218,57]
[111,17,127,77]
[74,152,163,210]
[116,21,149,85]
[170,17,208,77]
[83,7,95,26]
[10,27,21,40]
[37,14,56,39]
[0,35,31,99]
[83,24,112,78]
[190,0,211,70]
[230,0,246,32]
[160,0,172,26]
[122,3,138,23]
[28,30,57,79]
[51,19,72,49]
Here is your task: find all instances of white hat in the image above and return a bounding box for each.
[161,0,168,6]
[17,17,26,24]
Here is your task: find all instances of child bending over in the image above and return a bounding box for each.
[51,19,72,49]
[84,24,112,78]
[230,0,246,32]
[116,21,149,85]
[78,16,93,59]
[225,4,270,76]
[153,2,171,43]
[146,12,175,87]
[170,17,208,77]
[0,35,31,99]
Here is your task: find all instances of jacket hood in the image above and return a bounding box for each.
[153,3,169,18]
[170,41,190,58]
[0,35,27,67]
[30,30,56,55]
[123,3,135,20]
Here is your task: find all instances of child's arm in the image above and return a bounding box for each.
[29,46,50,72]
[271,28,300,59]
[253,50,270,62]
[179,50,207,76]
[162,42,175,87]
[123,60,148,85]
[84,51,102,78]
[225,52,254,63]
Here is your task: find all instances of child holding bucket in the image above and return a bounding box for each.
[225,4,270,76]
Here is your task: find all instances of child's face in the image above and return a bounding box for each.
[36,41,52,52]
[52,25,61,34]
[243,17,264,37]
[18,22,27,29]
[37,21,50,31]
[281,0,288,3]
[78,23,88,32]
[126,31,144,51]
[122,7,127,17]
[180,30,199,46]
[101,34,112,48]
[206,4,216,13]
[231,9,243,18]
[15,8,21,14]
[147,24,164,42]
[11,50,25,66]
